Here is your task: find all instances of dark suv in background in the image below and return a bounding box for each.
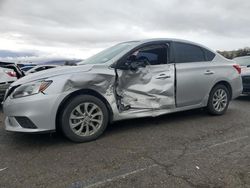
[234,56,250,94]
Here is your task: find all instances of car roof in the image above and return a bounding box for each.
[122,38,216,53]
[125,38,202,45]
[34,64,59,68]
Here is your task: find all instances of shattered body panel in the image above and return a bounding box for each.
[116,64,175,110]
[53,64,176,121]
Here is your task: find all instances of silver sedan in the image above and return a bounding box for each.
[3,39,242,142]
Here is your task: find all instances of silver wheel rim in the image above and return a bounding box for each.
[69,102,103,137]
[212,89,228,112]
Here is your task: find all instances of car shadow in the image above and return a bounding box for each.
[2,108,209,147]
[3,131,71,147]
[236,95,250,102]
[106,108,208,135]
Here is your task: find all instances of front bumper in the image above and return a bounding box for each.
[3,92,69,133]
[5,117,49,133]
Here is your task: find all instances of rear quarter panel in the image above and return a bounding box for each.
[208,57,242,100]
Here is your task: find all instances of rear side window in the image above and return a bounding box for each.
[203,48,215,61]
[173,42,205,63]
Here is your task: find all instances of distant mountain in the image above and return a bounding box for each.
[41,59,83,65]
[0,50,83,65]
[0,50,36,58]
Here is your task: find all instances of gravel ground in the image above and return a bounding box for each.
[0,96,250,188]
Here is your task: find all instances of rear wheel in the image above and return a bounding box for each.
[207,84,230,115]
[60,95,109,142]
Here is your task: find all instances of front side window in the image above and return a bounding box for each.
[173,42,206,63]
[131,44,168,65]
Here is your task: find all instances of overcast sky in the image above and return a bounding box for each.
[0,0,250,60]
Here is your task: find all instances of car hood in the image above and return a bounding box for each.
[13,64,94,86]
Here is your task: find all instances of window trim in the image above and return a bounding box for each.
[114,41,171,69]
[130,44,169,66]
[203,48,216,62]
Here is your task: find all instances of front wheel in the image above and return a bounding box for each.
[207,84,230,115]
[60,95,109,142]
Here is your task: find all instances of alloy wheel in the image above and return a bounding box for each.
[69,102,103,137]
[212,89,228,112]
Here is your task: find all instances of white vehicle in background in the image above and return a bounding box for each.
[0,67,17,100]
[26,65,59,75]
[0,64,58,100]
[20,65,36,72]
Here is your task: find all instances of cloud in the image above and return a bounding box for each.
[0,0,250,59]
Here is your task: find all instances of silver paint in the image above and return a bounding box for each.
[3,39,243,133]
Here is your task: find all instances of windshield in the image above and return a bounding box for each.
[234,56,250,66]
[78,42,138,65]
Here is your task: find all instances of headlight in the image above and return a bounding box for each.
[11,80,52,98]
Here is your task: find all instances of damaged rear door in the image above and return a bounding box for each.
[114,43,175,112]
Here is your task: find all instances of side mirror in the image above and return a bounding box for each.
[129,61,147,71]
[114,55,148,71]
[125,55,147,71]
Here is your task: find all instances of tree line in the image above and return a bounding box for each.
[217,47,250,59]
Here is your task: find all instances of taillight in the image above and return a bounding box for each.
[5,70,17,77]
[233,64,241,74]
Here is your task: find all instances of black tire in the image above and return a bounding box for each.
[59,95,109,142]
[207,84,230,115]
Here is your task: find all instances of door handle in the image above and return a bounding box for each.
[204,70,214,75]
[156,74,171,79]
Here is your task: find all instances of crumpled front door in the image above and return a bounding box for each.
[116,64,175,112]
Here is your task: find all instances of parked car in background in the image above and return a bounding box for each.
[0,63,25,101]
[234,56,250,67]
[233,56,250,94]
[25,65,59,75]
[0,64,59,100]
[0,67,17,101]
[3,39,242,142]
[20,65,36,72]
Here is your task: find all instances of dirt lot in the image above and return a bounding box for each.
[0,96,250,188]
